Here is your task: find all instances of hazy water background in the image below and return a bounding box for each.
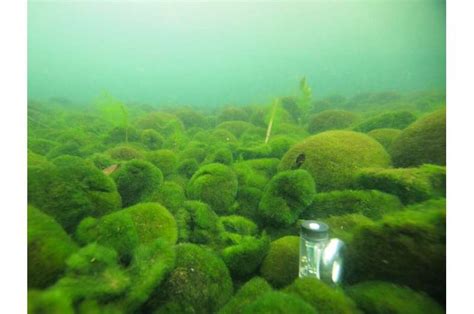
[28,0,446,107]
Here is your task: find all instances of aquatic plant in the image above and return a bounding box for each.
[354,164,446,204]
[150,243,233,313]
[390,108,446,167]
[305,189,403,220]
[145,149,178,177]
[346,281,444,314]
[218,277,273,314]
[307,109,359,134]
[242,291,316,314]
[111,159,163,207]
[28,155,121,232]
[353,110,417,132]
[346,205,446,304]
[186,163,238,214]
[367,128,401,150]
[28,206,78,289]
[279,130,391,191]
[260,235,299,288]
[140,129,164,150]
[258,169,315,226]
[284,277,359,314]
[75,202,177,261]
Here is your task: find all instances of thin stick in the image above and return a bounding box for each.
[265,99,278,144]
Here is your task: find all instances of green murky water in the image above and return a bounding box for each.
[28,1,446,313]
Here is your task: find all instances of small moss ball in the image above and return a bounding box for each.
[391,108,446,167]
[346,281,444,314]
[307,109,359,134]
[242,291,316,314]
[279,131,391,191]
[150,181,185,213]
[146,149,178,176]
[258,169,316,226]
[28,155,121,232]
[75,202,177,260]
[107,144,144,161]
[260,236,299,288]
[154,243,233,313]
[28,206,78,289]
[305,189,403,220]
[140,129,164,150]
[112,159,163,207]
[187,163,238,214]
[322,214,375,244]
[367,128,402,151]
[218,277,272,314]
[284,277,359,314]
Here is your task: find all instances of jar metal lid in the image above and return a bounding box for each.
[300,220,329,240]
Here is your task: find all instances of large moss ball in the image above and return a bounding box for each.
[284,277,359,314]
[154,243,233,313]
[75,202,177,260]
[367,128,401,151]
[260,236,299,288]
[28,155,122,232]
[390,108,446,167]
[112,159,163,207]
[258,169,316,226]
[28,206,78,289]
[278,131,391,191]
[346,281,444,314]
[187,163,238,214]
[347,206,446,305]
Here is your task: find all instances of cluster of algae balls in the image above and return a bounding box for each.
[27,91,446,313]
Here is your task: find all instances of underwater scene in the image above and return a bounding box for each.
[27,0,446,313]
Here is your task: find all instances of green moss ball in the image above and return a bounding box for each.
[176,201,223,245]
[347,206,446,305]
[355,164,446,204]
[284,277,359,314]
[322,214,375,244]
[150,181,185,213]
[28,206,78,289]
[242,291,316,314]
[107,144,144,161]
[112,159,163,207]
[367,128,402,151]
[278,131,391,191]
[258,169,316,226]
[28,289,74,314]
[218,277,272,314]
[140,129,164,150]
[390,108,446,167]
[154,243,233,313]
[305,189,403,220]
[307,110,360,134]
[75,202,177,260]
[346,281,444,314]
[354,110,417,132]
[187,163,238,214]
[146,149,178,176]
[260,236,299,288]
[28,155,121,232]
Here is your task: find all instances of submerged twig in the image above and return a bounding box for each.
[265,99,278,144]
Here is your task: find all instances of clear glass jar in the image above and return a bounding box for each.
[299,220,345,285]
